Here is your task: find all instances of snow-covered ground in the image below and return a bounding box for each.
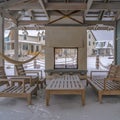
[5,56,114,76]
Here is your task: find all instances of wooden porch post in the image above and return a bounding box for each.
[13,28,18,74]
[0,14,4,66]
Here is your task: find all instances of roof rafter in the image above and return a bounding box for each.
[98,0,109,21]
[84,0,93,17]
[38,0,49,20]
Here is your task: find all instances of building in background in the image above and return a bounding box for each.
[87,30,96,56]
[95,40,114,56]
[4,30,45,57]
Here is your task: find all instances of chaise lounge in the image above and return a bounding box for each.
[0,66,37,105]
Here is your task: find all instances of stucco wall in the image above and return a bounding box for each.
[45,26,87,70]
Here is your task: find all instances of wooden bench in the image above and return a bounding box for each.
[87,65,120,103]
[46,75,85,106]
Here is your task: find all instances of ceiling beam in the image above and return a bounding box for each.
[45,3,87,10]
[18,20,49,25]
[91,3,120,10]
[10,25,114,30]
[38,0,49,20]
[4,2,120,11]
[0,0,31,9]
[17,19,115,26]
[6,3,87,11]
[85,21,115,26]
[87,26,114,30]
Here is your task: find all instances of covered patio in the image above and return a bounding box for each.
[0,0,120,120]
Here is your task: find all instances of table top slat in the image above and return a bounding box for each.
[46,75,84,90]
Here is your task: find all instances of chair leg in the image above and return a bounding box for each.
[41,82,43,89]
[98,91,102,103]
[27,94,32,105]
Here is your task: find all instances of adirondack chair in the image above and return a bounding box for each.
[0,66,37,105]
[87,65,120,103]
[15,64,46,89]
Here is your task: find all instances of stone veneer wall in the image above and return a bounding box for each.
[45,26,87,70]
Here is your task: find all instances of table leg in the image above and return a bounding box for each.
[81,90,85,106]
[46,91,50,106]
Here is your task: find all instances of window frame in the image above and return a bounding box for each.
[54,47,78,69]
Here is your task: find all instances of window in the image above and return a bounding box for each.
[24,34,27,40]
[89,34,91,39]
[89,41,91,46]
[36,46,39,52]
[54,48,78,69]
[23,44,28,50]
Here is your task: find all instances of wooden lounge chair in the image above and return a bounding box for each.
[15,64,46,89]
[87,65,120,103]
[0,66,37,105]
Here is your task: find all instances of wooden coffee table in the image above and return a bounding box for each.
[46,75,85,106]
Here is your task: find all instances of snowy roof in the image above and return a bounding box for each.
[19,30,45,37]
[4,30,10,37]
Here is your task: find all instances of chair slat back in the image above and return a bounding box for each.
[0,66,9,86]
[0,66,7,79]
[114,66,120,80]
[15,64,26,76]
[107,65,118,78]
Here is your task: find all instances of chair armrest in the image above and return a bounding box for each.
[104,77,120,81]
[8,76,33,86]
[10,79,26,92]
[90,70,108,79]
[104,77,120,90]
[0,79,9,82]
[25,70,42,78]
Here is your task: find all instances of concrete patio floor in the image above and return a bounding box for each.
[0,56,118,120]
[0,83,120,120]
